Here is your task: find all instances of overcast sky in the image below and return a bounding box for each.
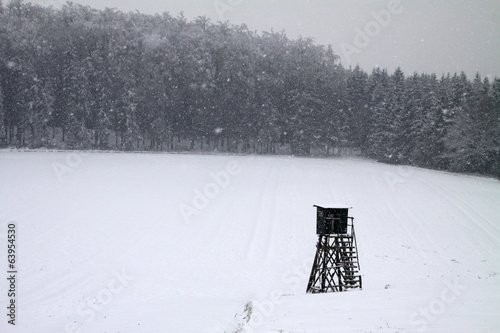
[27,0,500,79]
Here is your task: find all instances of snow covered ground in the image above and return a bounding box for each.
[0,151,499,333]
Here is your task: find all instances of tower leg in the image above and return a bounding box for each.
[306,235,325,293]
[307,235,361,293]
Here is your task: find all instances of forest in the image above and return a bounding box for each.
[0,1,499,177]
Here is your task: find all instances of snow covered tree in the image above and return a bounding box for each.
[490,78,500,177]
[0,1,497,176]
[345,65,370,152]
[367,68,393,160]
[287,89,324,155]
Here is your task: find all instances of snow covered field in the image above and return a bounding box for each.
[0,151,499,333]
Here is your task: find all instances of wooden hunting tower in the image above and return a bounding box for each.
[306,205,362,293]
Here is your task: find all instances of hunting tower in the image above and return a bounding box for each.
[306,205,362,293]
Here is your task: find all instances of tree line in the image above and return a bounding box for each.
[0,1,499,177]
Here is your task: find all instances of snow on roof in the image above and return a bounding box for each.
[313,204,353,209]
